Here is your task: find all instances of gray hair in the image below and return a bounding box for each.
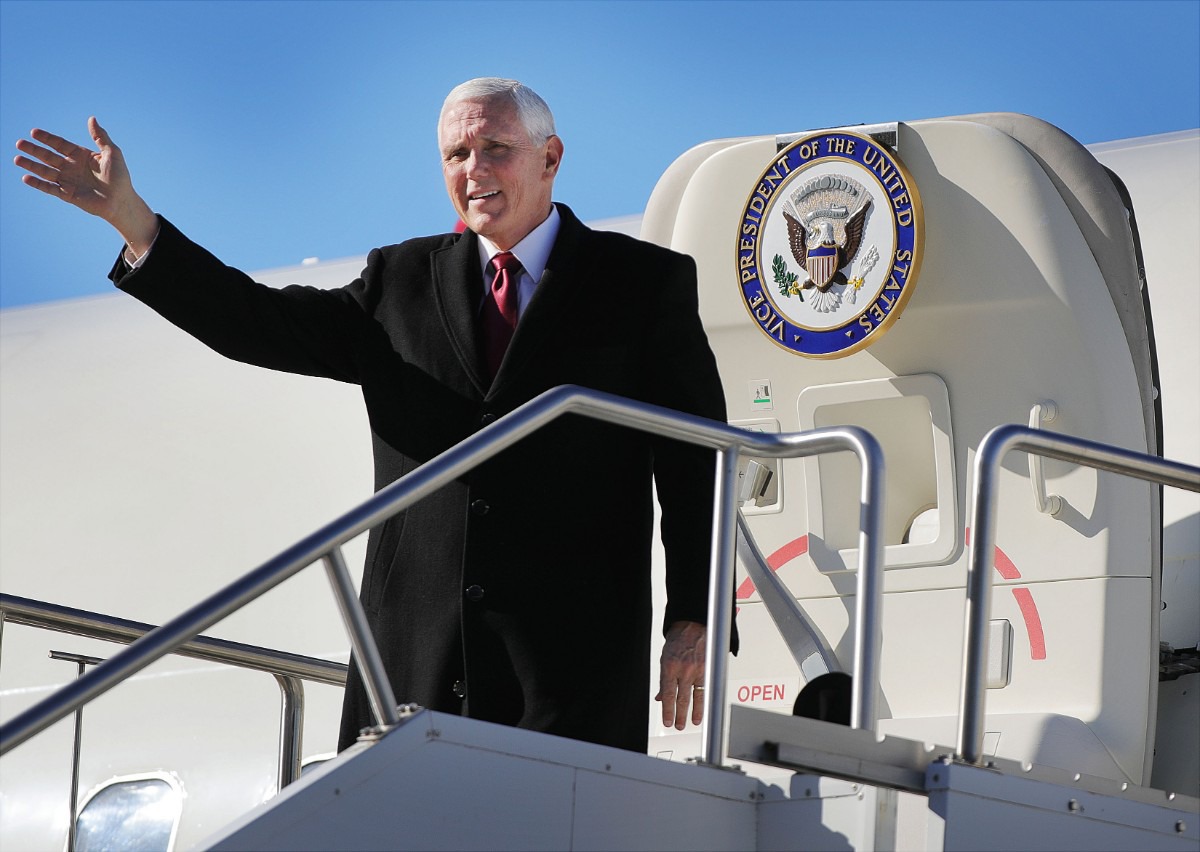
[441,77,557,144]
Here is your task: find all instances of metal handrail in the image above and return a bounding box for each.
[0,594,348,685]
[957,423,1200,765]
[0,385,887,767]
[0,593,347,790]
[735,515,839,681]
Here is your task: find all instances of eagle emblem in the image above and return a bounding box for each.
[779,175,875,312]
[735,129,923,358]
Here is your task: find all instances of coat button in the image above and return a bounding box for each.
[465,584,485,602]
[452,680,466,699]
[480,412,496,426]
[470,499,490,516]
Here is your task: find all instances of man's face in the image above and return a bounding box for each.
[439,96,563,250]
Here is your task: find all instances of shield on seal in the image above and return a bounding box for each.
[805,243,840,289]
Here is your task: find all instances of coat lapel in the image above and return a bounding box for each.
[431,231,490,396]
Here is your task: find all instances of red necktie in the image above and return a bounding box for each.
[481,251,522,379]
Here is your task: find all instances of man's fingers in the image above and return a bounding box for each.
[673,684,691,731]
[29,127,86,159]
[659,681,686,729]
[14,153,62,183]
[89,117,113,150]
[657,680,707,730]
[15,137,69,171]
[14,118,149,231]
[657,680,675,727]
[19,173,69,198]
[657,620,708,730]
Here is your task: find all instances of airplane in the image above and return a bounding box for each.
[1,113,1196,850]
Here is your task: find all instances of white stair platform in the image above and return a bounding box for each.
[202,706,1199,851]
[203,708,765,851]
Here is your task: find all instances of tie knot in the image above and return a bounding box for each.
[490,251,522,276]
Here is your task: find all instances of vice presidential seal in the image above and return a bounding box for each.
[736,130,923,358]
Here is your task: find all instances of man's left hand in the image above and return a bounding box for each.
[655,620,707,730]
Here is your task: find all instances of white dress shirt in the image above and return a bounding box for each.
[475,205,561,322]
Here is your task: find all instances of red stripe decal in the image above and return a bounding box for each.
[993,546,1022,581]
[738,535,809,600]
[767,534,810,571]
[1010,587,1047,660]
[739,531,1047,660]
[964,529,1023,580]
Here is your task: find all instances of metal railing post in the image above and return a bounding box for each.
[958,432,1004,765]
[849,429,887,732]
[957,424,1200,765]
[47,651,103,852]
[700,448,740,765]
[274,675,305,790]
[322,547,400,730]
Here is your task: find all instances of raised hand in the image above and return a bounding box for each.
[14,117,157,255]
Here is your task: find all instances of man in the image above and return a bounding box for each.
[14,78,727,753]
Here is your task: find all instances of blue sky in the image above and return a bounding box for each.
[1,0,1197,309]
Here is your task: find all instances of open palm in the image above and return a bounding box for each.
[15,117,157,252]
[15,117,133,218]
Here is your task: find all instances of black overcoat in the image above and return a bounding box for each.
[113,204,727,753]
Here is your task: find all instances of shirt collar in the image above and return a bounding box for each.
[476,204,560,283]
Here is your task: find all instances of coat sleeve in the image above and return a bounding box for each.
[643,250,732,640]
[110,216,385,384]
